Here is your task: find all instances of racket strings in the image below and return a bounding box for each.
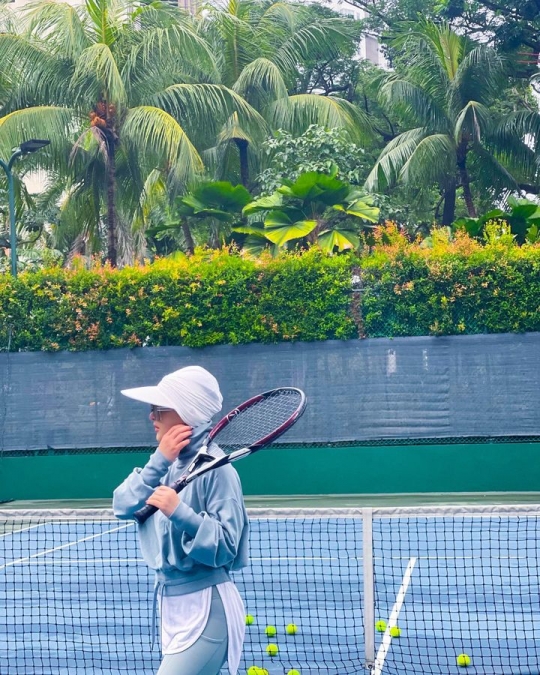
[214,390,303,453]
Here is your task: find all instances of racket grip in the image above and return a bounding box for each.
[133,503,158,524]
[133,476,190,524]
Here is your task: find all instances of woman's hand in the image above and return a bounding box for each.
[146,485,181,517]
[158,424,192,462]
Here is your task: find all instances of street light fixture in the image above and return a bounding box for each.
[0,139,51,277]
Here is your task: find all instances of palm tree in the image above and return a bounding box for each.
[0,0,266,264]
[365,21,534,225]
[199,0,374,187]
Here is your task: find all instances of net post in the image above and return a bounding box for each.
[362,507,375,670]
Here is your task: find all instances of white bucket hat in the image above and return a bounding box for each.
[121,365,223,427]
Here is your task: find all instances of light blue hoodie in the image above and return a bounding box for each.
[112,422,249,597]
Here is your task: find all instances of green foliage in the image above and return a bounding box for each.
[256,125,371,195]
[2,230,540,352]
[0,248,356,351]
[175,182,252,222]
[453,197,540,244]
[366,21,536,226]
[239,168,379,253]
[360,225,540,337]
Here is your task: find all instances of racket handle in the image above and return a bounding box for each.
[133,476,190,524]
[133,503,158,524]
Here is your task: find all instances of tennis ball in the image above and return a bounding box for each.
[287,670,301,675]
[265,625,277,637]
[389,626,401,638]
[457,654,471,667]
[245,614,255,626]
[375,620,387,632]
[266,643,279,657]
[247,667,262,675]
[286,623,298,635]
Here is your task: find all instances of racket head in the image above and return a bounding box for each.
[207,387,306,456]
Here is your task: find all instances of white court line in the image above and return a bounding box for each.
[372,556,417,675]
[250,555,529,562]
[17,558,144,565]
[0,523,45,539]
[0,523,133,571]
[253,556,337,561]
[0,519,120,540]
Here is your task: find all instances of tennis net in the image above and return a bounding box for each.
[1,505,540,674]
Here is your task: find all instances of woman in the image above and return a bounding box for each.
[113,365,249,675]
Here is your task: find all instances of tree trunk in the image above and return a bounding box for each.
[456,142,477,218]
[106,142,117,266]
[182,221,195,255]
[441,184,457,225]
[234,139,249,187]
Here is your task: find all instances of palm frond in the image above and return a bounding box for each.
[468,144,520,193]
[204,3,258,85]
[494,111,540,156]
[268,95,374,145]
[0,106,73,173]
[232,57,288,109]
[122,24,219,99]
[217,111,253,145]
[131,167,168,233]
[71,42,127,106]
[0,34,69,106]
[25,0,91,60]
[380,77,449,133]
[272,18,355,78]
[152,82,268,147]
[84,0,118,47]
[122,105,204,191]
[451,45,504,110]
[364,127,428,191]
[399,133,456,186]
[454,101,493,144]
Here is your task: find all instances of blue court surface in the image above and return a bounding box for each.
[1,514,540,674]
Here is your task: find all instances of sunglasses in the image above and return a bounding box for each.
[150,404,174,421]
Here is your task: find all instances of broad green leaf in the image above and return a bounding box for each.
[195,182,252,209]
[243,193,283,215]
[318,229,359,252]
[264,218,317,245]
[335,200,380,222]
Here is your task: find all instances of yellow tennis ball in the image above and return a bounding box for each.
[375,620,387,632]
[286,623,298,635]
[287,670,301,675]
[247,667,262,675]
[245,615,255,626]
[390,626,401,638]
[266,644,279,657]
[265,625,277,637]
[457,654,471,667]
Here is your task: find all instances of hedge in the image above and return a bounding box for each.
[1,228,540,352]
[0,248,356,351]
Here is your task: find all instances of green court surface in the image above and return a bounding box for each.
[3,491,540,510]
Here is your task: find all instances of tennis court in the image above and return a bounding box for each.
[2,502,540,674]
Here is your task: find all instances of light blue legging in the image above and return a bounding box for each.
[156,586,228,675]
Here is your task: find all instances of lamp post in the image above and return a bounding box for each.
[0,139,50,277]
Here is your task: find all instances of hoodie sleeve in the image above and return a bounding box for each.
[112,449,172,520]
[168,466,247,568]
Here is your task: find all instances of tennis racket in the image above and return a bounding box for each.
[134,387,306,524]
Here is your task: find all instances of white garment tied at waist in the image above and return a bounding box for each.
[160,581,245,675]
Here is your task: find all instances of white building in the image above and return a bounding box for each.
[321,0,385,67]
